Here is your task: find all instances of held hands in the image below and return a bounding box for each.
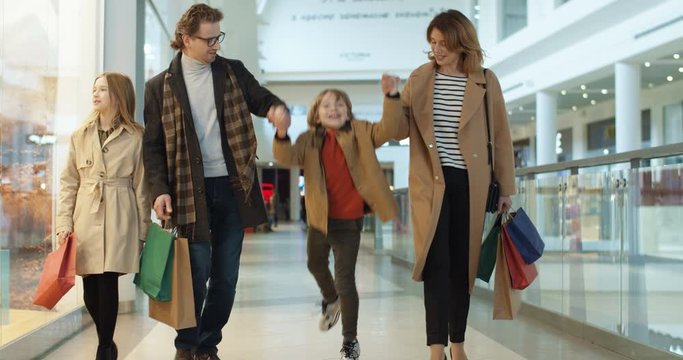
[266,104,291,138]
[381,73,400,96]
[57,231,71,247]
[498,196,512,214]
[153,194,173,221]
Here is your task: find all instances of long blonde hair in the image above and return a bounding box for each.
[426,10,484,74]
[87,72,140,129]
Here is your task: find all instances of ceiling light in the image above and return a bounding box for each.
[580,84,586,90]
[531,116,535,121]
[603,149,609,155]
[648,83,654,88]
[518,106,524,111]
[601,89,608,94]
[679,67,683,73]
[644,61,651,67]
[560,90,567,95]
[572,106,577,111]
[508,110,513,115]
[582,93,588,98]
[268,162,274,167]
[590,100,596,105]
[674,53,681,60]
[667,75,674,82]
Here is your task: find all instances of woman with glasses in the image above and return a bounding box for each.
[393,10,516,360]
[56,72,150,360]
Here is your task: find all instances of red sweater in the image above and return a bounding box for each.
[321,129,364,219]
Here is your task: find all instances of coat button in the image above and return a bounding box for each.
[197,187,203,194]
[473,153,478,158]
[86,160,92,165]
[102,147,109,153]
[435,176,439,180]
[428,144,434,148]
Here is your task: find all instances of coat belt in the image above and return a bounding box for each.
[81,177,132,214]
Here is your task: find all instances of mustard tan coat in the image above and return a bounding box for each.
[397,63,516,290]
[56,120,150,275]
[273,98,407,235]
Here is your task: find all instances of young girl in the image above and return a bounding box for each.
[56,72,150,360]
[271,75,405,360]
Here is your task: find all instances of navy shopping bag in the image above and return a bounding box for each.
[503,208,545,264]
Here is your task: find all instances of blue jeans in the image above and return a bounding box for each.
[175,177,244,354]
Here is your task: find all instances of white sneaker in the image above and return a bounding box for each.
[318,297,341,331]
[340,338,360,360]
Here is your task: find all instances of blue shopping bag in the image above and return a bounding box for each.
[503,208,545,264]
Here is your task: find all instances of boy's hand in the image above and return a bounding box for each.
[381,73,400,96]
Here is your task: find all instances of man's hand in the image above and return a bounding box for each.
[267,104,291,138]
[381,73,400,96]
[154,194,173,220]
[57,231,71,247]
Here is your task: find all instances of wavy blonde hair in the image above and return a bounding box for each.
[426,10,484,74]
[87,72,140,130]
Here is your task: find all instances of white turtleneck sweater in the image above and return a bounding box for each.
[181,53,228,177]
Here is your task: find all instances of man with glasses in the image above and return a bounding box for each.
[143,4,290,360]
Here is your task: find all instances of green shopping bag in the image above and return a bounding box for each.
[134,223,175,301]
[476,214,502,283]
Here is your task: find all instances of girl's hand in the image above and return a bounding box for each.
[57,231,71,246]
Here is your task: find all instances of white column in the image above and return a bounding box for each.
[615,62,641,153]
[650,105,664,147]
[289,167,301,222]
[536,91,558,165]
[572,121,586,160]
[104,0,143,313]
[222,0,260,80]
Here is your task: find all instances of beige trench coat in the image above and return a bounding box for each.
[56,120,150,275]
[397,63,516,290]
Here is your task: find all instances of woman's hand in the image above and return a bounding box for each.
[498,196,512,214]
[381,73,400,96]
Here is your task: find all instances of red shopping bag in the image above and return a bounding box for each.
[502,226,538,290]
[33,233,77,309]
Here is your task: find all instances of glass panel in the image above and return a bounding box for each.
[0,0,98,349]
[623,164,683,353]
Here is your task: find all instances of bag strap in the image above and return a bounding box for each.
[483,69,496,180]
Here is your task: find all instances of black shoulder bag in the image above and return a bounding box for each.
[483,69,500,213]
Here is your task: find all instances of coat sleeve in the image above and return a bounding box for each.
[368,97,409,148]
[486,70,517,197]
[133,133,151,241]
[56,134,79,234]
[142,79,172,202]
[231,60,285,117]
[273,133,307,168]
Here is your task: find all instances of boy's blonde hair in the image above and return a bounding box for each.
[306,89,356,128]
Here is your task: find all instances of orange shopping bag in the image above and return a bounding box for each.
[33,233,77,309]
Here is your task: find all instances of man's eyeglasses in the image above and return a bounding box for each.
[192,31,225,47]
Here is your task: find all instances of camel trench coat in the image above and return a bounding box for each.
[56,120,150,275]
[397,63,516,291]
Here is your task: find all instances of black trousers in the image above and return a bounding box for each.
[423,167,470,345]
[83,272,120,347]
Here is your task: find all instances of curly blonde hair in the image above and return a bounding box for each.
[171,4,223,50]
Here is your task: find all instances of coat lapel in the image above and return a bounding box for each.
[459,69,486,130]
[211,59,226,122]
[411,65,437,148]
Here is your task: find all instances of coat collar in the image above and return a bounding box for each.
[410,62,488,143]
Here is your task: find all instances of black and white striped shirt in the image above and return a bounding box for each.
[433,72,467,169]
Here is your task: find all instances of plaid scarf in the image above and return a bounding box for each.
[161,63,257,226]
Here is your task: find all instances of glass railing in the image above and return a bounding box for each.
[378,143,683,358]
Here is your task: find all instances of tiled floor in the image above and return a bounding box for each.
[45,223,628,359]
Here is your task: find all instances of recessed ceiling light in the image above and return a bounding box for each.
[667,75,674,82]
[530,116,535,121]
[508,110,513,115]
[268,162,274,167]
[580,84,586,90]
[648,83,654,88]
[572,106,577,111]
[601,89,608,94]
[582,93,588,98]
[644,61,651,67]
[561,90,567,95]
[590,100,596,105]
[674,54,681,60]
[679,67,683,73]
[603,149,609,155]
[518,106,524,111]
